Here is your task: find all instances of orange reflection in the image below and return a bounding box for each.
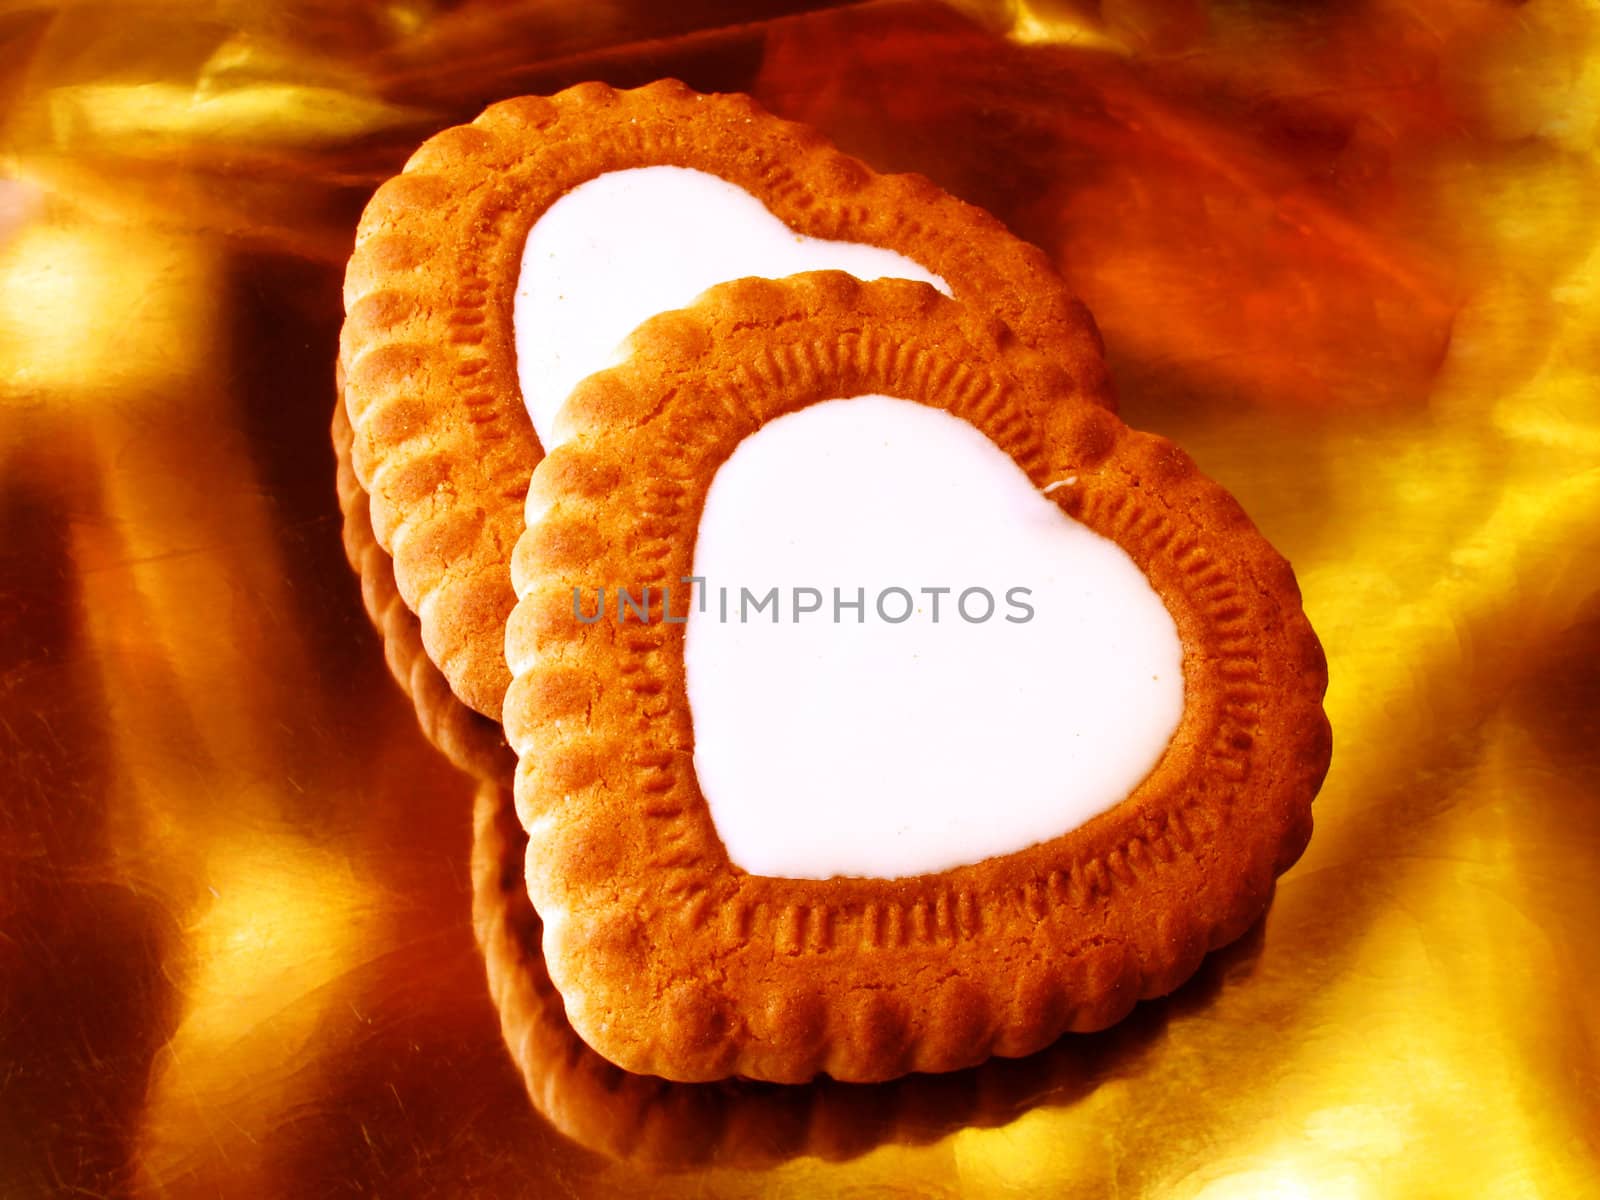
[754,1,1595,411]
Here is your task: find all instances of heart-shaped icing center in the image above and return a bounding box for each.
[513,166,949,448]
[685,394,1185,880]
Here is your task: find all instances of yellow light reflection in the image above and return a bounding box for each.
[0,215,212,396]
[41,81,424,148]
[954,1101,1120,1197]
[134,838,387,1193]
[1187,1161,1370,1200]
[168,843,380,1048]
[1008,4,1125,52]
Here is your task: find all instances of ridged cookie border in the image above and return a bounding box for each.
[503,273,1331,1084]
[339,78,1113,719]
[332,395,516,785]
[471,779,1109,1169]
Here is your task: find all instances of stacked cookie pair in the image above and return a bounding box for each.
[337,80,1330,1085]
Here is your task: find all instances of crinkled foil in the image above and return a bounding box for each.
[2,1,1598,1196]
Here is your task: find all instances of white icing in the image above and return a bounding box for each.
[513,166,949,448]
[684,395,1185,880]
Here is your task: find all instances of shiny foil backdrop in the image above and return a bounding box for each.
[3,1,1599,1196]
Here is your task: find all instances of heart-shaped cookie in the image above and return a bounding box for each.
[504,272,1330,1084]
[340,397,1123,1154]
[339,80,1112,719]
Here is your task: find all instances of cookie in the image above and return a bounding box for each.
[502,272,1330,1084]
[339,79,1113,719]
[339,401,1165,1158]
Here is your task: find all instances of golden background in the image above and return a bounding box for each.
[3,0,1599,1196]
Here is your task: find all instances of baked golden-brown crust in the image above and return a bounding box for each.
[503,272,1330,1084]
[332,395,516,786]
[339,78,1113,719]
[471,776,1203,1168]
